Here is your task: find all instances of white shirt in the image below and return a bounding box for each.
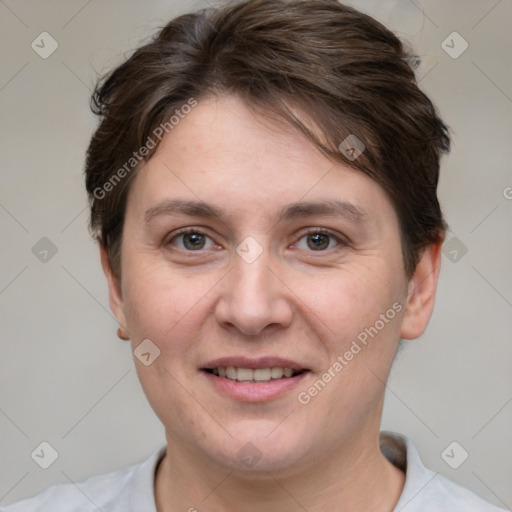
[1,431,506,511]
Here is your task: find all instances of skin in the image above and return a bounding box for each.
[100,94,442,511]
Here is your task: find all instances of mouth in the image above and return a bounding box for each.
[202,366,308,382]
[200,357,311,401]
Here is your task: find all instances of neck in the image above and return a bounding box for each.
[154,428,405,512]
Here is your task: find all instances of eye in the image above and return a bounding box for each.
[294,228,345,251]
[166,227,347,253]
[167,229,217,251]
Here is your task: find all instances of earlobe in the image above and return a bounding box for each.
[99,242,127,331]
[400,242,443,340]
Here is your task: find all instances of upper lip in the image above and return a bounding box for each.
[201,357,309,371]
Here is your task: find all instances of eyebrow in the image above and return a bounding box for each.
[144,198,369,225]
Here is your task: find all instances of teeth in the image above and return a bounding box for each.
[254,368,271,381]
[271,367,284,379]
[236,368,254,381]
[211,366,300,382]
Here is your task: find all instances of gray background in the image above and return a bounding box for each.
[1,0,511,508]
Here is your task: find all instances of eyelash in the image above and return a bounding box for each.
[166,227,349,253]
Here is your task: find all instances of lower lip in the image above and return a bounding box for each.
[201,370,310,402]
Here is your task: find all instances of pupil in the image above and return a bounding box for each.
[308,233,329,250]
[184,233,205,250]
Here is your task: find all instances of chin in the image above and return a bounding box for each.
[207,428,311,475]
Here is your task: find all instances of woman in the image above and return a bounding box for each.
[3,0,506,510]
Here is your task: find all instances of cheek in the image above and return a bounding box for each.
[303,265,401,344]
[121,252,219,357]
[303,274,404,430]
[122,251,181,327]
[120,256,215,431]
[303,263,405,408]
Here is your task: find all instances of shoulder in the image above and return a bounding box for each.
[1,469,131,512]
[0,464,135,512]
[0,446,166,512]
[380,431,507,512]
[419,472,507,511]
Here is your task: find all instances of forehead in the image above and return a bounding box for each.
[125,95,398,229]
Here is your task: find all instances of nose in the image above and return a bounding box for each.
[214,243,294,337]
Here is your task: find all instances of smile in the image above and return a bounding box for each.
[201,359,310,401]
[205,366,305,382]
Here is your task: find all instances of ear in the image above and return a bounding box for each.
[99,242,128,330]
[400,242,443,340]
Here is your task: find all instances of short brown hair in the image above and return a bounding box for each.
[85,0,450,279]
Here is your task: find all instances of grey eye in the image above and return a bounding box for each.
[169,230,215,251]
[295,231,340,251]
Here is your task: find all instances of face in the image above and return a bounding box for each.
[102,94,440,474]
